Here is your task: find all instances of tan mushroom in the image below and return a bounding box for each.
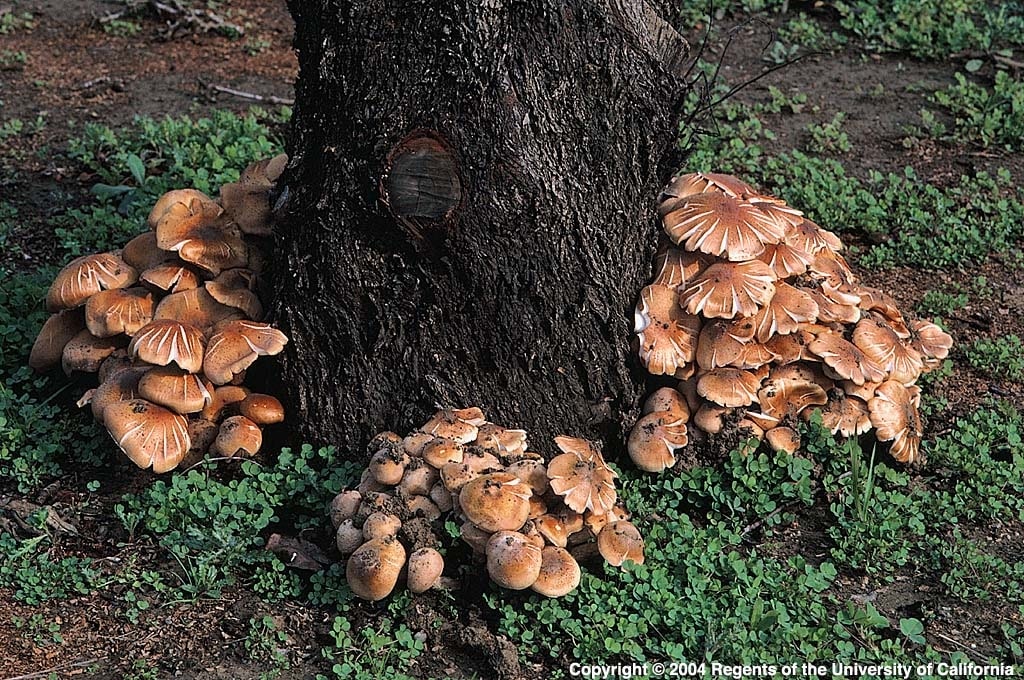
[693,402,731,434]
[680,260,776,319]
[459,472,531,532]
[407,547,445,594]
[809,332,887,386]
[154,287,244,332]
[852,316,923,384]
[909,319,953,365]
[137,366,213,414]
[362,512,402,540]
[46,252,137,312]
[765,426,801,454]
[237,394,285,425]
[421,438,464,468]
[62,329,124,375]
[486,531,543,590]
[29,309,86,372]
[104,398,190,473]
[129,320,206,373]
[84,287,154,338]
[506,459,548,495]
[460,522,492,554]
[531,546,581,598]
[785,218,843,254]
[213,415,262,457]
[203,321,288,385]
[407,495,442,521]
[140,263,201,294]
[752,283,820,342]
[597,521,645,567]
[155,191,248,276]
[756,241,813,278]
[547,436,618,516]
[330,490,362,528]
[696,367,763,408]
[659,172,755,204]
[335,519,364,555]
[419,407,486,444]
[662,191,786,261]
[755,374,828,422]
[816,394,872,437]
[122,232,173,270]
[399,463,440,496]
[652,246,709,289]
[368,446,410,485]
[634,284,701,376]
[474,423,529,458]
[205,269,263,320]
[201,385,250,421]
[219,154,287,236]
[346,536,406,601]
[88,366,148,424]
[869,381,923,464]
[641,386,690,418]
[627,411,688,473]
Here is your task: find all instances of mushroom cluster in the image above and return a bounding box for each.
[629,172,953,469]
[28,155,290,473]
[330,408,645,601]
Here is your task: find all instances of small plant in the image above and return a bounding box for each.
[103,19,143,37]
[13,613,63,646]
[916,289,968,317]
[245,615,292,677]
[0,49,27,69]
[0,8,34,34]
[807,112,852,153]
[930,71,1024,150]
[967,335,1024,382]
[320,614,424,680]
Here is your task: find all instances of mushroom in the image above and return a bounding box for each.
[460,522,492,554]
[362,512,402,540]
[237,394,285,425]
[627,411,687,472]
[154,190,248,276]
[421,438,464,468]
[104,399,190,473]
[459,472,531,533]
[407,547,445,594]
[122,232,172,271]
[680,260,777,319]
[129,320,206,373]
[219,154,287,236]
[785,218,843,255]
[368,446,410,485]
[346,536,406,601]
[693,402,731,434]
[531,546,581,598]
[546,436,618,516]
[29,309,86,372]
[406,495,442,521]
[909,319,953,366]
[634,284,701,375]
[213,415,262,457]
[486,531,543,590]
[62,330,124,375]
[809,332,887,386]
[696,367,763,408]
[205,269,263,320]
[400,462,440,496]
[506,458,548,496]
[330,490,363,528]
[659,172,755,204]
[869,381,923,464]
[140,263,201,294]
[84,287,155,338]
[336,519,364,555]
[765,426,801,455]
[201,385,250,421]
[596,521,645,567]
[852,316,923,384]
[154,287,244,332]
[816,394,872,437]
[203,321,288,385]
[46,252,137,312]
[752,283,820,342]
[755,375,828,422]
[652,246,709,289]
[641,386,690,418]
[137,366,213,414]
[662,191,786,261]
[756,241,813,278]
[474,423,528,457]
[420,407,487,444]
[88,366,148,424]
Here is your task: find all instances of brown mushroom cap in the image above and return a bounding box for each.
[140,263,201,295]
[182,418,219,467]
[400,463,441,496]
[909,319,953,363]
[693,402,732,434]
[104,398,190,473]
[635,284,701,375]
[137,366,213,414]
[406,495,442,521]
[785,218,843,255]
[29,309,86,372]
[662,191,787,261]
[213,415,263,457]
[696,367,763,408]
[419,407,486,444]
[362,512,402,540]
[89,366,148,424]
[486,530,543,590]
[62,329,125,375]
[660,172,755,206]
[641,386,690,418]
[154,287,245,332]
[680,260,777,319]
[237,393,285,425]
[627,411,688,473]
[506,459,549,496]
[652,246,710,289]
[597,521,645,567]
[219,154,288,236]
[533,514,575,548]
[46,252,138,312]
[335,519,364,555]
[765,426,801,454]
[852,316,923,384]
[474,423,529,457]
[755,374,828,422]
[547,436,618,516]
[346,536,406,601]
[369,447,410,486]
[201,385,250,421]
[756,241,814,278]
[421,438,464,468]
[155,192,248,276]
[203,321,288,385]
[752,283,820,342]
[205,269,263,320]
[407,547,445,594]
[460,522,492,554]
[869,381,923,464]
[84,287,155,338]
[129,320,206,373]
[330,490,363,528]
[459,472,531,532]
[531,546,581,598]
[816,394,872,437]
[809,332,887,386]
[122,232,173,271]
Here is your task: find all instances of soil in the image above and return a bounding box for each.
[2,2,1023,679]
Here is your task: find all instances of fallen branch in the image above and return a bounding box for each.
[203,82,295,106]
[2,658,105,680]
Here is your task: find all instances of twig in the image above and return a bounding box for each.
[2,658,105,680]
[932,631,992,664]
[77,75,110,90]
[203,82,294,106]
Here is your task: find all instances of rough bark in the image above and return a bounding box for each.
[270,0,692,458]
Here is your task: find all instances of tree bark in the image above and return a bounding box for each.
[270,0,692,457]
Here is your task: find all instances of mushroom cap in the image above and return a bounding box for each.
[695,319,749,370]
[330,490,363,528]
[104,398,190,473]
[140,263,202,295]
[869,381,923,464]
[910,319,953,362]
[486,531,543,590]
[697,367,763,408]
[335,519,364,555]
[662,192,786,261]
[756,241,814,278]
[506,459,549,496]
[29,309,86,372]
[155,192,248,276]
[419,407,486,444]
[755,374,829,421]
[460,522,492,554]
[652,246,710,289]
[641,386,690,419]
[369,446,410,486]
[440,461,479,493]
[213,415,263,457]
[148,189,214,229]
[809,332,887,386]
[459,472,531,533]
[362,512,402,540]
[237,393,285,425]
[154,287,245,332]
[764,328,816,365]
[129,319,206,373]
[852,316,923,384]
[693,402,731,434]
[659,172,755,206]
[220,182,273,237]
[816,394,872,437]
[400,463,440,496]
[407,547,444,594]
[182,418,219,467]
[765,426,801,454]
[401,431,436,457]
[62,329,125,375]
[474,423,528,457]
[680,260,777,319]
[205,269,263,320]
[785,218,843,254]
[635,284,701,375]
[421,438,465,468]
[752,283,820,343]
[89,366,148,424]
[547,436,618,516]
[84,287,155,338]
[346,536,406,601]
[203,321,288,385]
[406,495,441,521]
[531,546,581,598]
[138,366,213,414]
[533,514,576,548]
[597,521,645,567]
[429,482,453,513]
[46,252,138,312]
[201,384,250,421]
[122,232,174,271]
[627,411,688,473]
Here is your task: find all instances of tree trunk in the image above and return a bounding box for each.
[270,0,692,457]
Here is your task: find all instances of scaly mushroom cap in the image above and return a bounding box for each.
[213,415,263,457]
[129,320,206,373]
[154,287,245,332]
[752,283,820,342]
[695,319,749,370]
[155,192,248,276]
[89,366,148,424]
[634,284,701,375]
[368,446,410,486]
[330,490,362,528]
[852,316,924,384]
[693,402,731,434]
[869,381,923,464]
[407,547,444,594]
[459,472,531,532]
[122,232,174,271]
[816,394,872,437]
[420,407,486,444]
[755,376,828,421]
[203,321,288,385]
[597,521,645,567]
[104,398,190,473]
[764,328,816,365]
[219,155,287,235]
[697,367,763,408]
[140,263,201,294]
[652,246,709,289]
[346,537,406,601]
[785,219,843,254]
[680,260,777,319]
[205,269,263,320]
[137,366,213,414]
[84,287,155,338]
[474,423,529,457]
[201,385,250,421]
[531,546,581,598]
[421,438,464,468]
[765,426,801,454]
[486,531,543,590]
[641,386,690,419]
[627,411,688,472]
[29,309,86,372]
[237,393,285,425]
[547,436,618,516]
[809,332,887,386]
[46,252,138,312]
[62,329,125,375]
[662,192,787,261]
[910,319,953,363]
[506,459,549,495]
